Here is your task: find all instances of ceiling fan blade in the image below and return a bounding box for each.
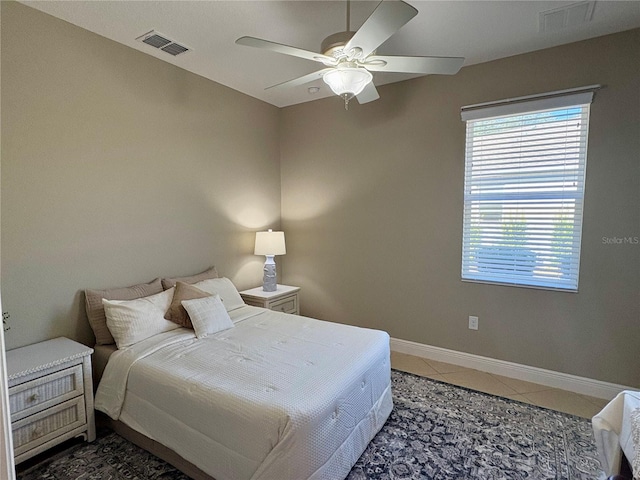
[236,36,336,65]
[344,1,418,60]
[357,82,380,104]
[265,68,333,90]
[364,55,465,75]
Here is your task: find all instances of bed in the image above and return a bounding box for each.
[88,270,392,480]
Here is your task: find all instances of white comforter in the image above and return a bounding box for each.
[95,306,392,480]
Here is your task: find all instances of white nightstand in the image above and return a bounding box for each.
[6,337,96,464]
[240,285,300,315]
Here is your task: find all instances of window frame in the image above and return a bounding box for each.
[460,86,599,292]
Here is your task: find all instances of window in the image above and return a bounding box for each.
[460,87,598,291]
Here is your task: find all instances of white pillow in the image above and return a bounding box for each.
[103,287,178,348]
[181,294,234,339]
[194,277,245,311]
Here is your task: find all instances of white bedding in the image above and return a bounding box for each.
[592,390,640,478]
[95,306,392,480]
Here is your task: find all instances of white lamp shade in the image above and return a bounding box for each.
[323,67,372,98]
[254,230,286,256]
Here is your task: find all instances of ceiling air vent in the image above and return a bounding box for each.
[161,43,189,56]
[136,30,190,56]
[539,1,596,33]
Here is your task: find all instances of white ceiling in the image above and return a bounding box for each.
[22,1,640,108]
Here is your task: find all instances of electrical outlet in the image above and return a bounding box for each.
[468,316,479,330]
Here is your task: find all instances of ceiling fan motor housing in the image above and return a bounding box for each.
[321,31,356,58]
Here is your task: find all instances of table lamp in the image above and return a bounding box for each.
[254,229,286,292]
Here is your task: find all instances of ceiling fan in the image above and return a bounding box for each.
[236,0,464,109]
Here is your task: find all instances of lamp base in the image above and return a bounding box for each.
[262,258,277,292]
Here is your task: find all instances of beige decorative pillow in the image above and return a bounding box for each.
[103,288,178,349]
[85,278,163,345]
[165,282,212,328]
[181,294,234,339]
[194,277,245,312]
[161,266,219,290]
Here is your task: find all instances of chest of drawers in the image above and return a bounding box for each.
[6,337,95,463]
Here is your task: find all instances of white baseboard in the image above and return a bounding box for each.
[390,337,632,400]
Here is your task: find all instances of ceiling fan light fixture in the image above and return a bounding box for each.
[322,67,372,99]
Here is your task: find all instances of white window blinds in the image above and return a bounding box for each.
[461,87,597,291]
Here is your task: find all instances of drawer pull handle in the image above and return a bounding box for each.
[28,394,39,403]
[32,426,43,439]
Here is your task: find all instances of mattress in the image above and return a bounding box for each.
[95,305,392,480]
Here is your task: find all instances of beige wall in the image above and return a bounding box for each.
[280,29,640,387]
[1,2,638,387]
[0,6,17,476]
[1,3,281,349]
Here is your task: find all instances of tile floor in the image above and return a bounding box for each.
[390,351,609,419]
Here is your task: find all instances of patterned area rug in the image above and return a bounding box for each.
[348,371,602,480]
[17,370,603,480]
